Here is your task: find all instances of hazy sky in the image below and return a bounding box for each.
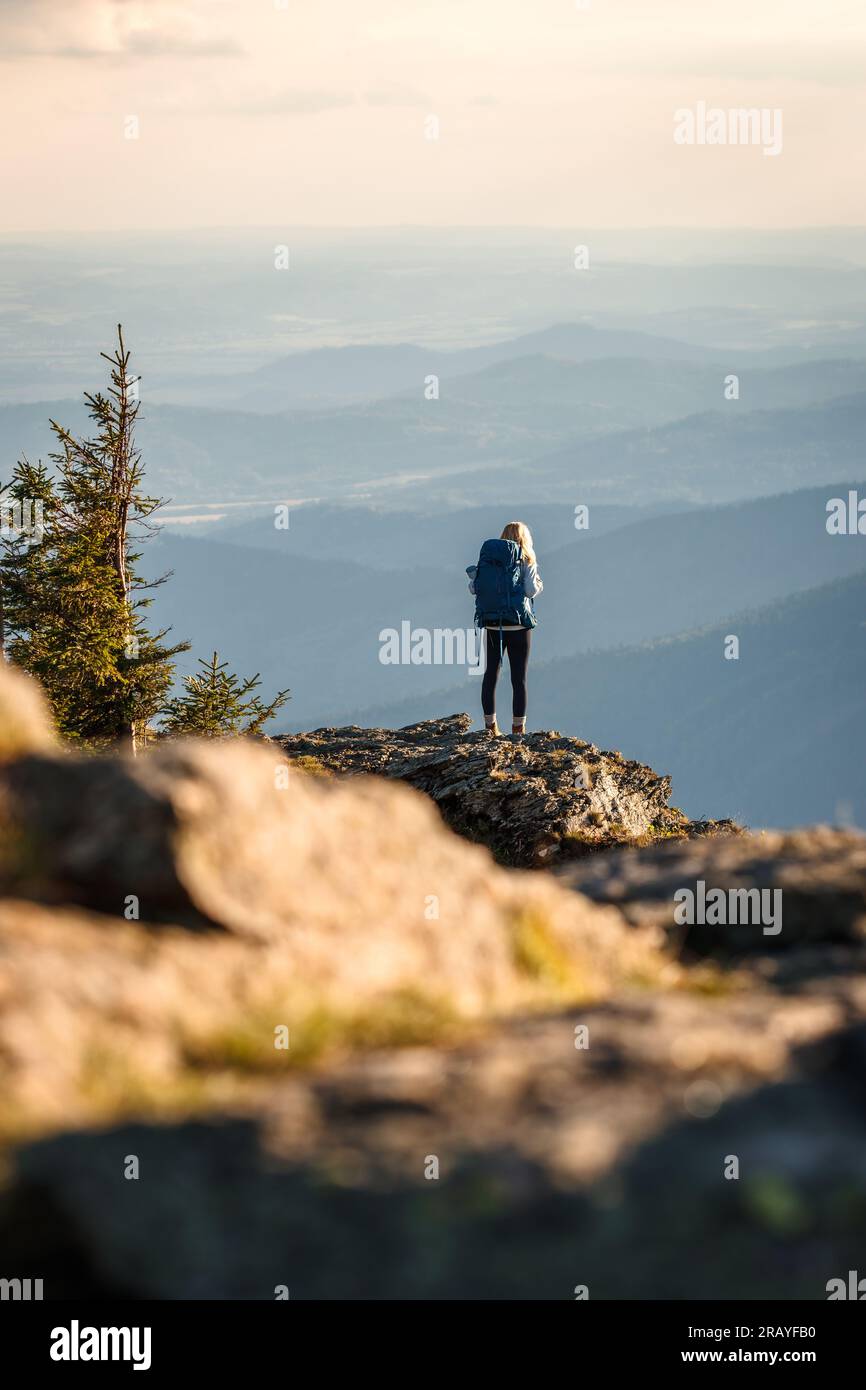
[0,0,864,231]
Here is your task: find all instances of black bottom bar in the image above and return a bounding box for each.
[2,1299,860,1376]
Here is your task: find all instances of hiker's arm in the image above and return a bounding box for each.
[524,564,543,598]
[466,564,477,595]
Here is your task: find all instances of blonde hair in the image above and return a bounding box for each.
[501,521,536,567]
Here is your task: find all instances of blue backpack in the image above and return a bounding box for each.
[471,538,537,629]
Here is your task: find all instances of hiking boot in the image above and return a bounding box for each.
[484,720,501,737]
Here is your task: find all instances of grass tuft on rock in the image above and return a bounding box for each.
[182,988,473,1074]
[509,906,584,993]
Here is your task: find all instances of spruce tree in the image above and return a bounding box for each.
[159,652,290,738]
[0,327,189,750]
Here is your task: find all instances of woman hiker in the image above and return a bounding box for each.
[466,521,543,737]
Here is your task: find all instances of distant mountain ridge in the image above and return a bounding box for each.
[521,389,866,504]
[3,366,864,508]
[232,322,866,412]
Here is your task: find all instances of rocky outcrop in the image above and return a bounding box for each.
[277,714,738,867]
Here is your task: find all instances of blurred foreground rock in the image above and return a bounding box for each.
[0,661,56,761]
[556,826,866,958]
[2,665,866,1298]
[0,735,661,1132]
[3,997,866,1299]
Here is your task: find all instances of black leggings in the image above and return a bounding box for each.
[481,627,531,718]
